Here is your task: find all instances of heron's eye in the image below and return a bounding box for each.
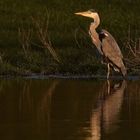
[88,10,91,14]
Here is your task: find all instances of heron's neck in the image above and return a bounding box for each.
[92,14,100,29]
[89,14,102,55]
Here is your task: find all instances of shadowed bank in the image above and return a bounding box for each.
[0,0,139,75]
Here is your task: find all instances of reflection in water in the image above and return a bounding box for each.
[18,80,60,140]
[0,79,60,140]
[90,80,126,140]
[1,79,140,140]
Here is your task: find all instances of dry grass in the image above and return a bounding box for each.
[18,12,60,63]
[31,14,60,63]
[124,26,140,73]
[18,27,32,58]
[0,53,3,64]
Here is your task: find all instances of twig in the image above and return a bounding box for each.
[74,27,82,48]
[31,15,60,63]
[18,27,32,58]
[0,52,3,64]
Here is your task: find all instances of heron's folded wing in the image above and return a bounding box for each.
[102,30,123,58]
[101,29,124,68]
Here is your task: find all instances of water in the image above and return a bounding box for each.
[0,78,140,140]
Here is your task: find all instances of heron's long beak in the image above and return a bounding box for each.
[75,11,90,18]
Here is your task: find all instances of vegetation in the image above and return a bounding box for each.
[0,0,139,76]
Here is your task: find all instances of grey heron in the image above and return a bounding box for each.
[75,9,127,79]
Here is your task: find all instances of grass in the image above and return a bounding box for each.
[0,0,140,75]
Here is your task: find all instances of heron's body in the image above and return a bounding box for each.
[98,29,126,76]
[75,9,127,79]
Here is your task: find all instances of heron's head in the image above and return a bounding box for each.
[75,9,99,20]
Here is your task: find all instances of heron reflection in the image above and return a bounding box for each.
[90,80,126,140]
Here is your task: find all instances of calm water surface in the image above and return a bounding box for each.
[0,78,140,140]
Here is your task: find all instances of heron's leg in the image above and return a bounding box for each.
[107,80,110,95]
[107,63,110,79]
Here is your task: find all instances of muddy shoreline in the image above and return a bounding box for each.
[0,74,140,80]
